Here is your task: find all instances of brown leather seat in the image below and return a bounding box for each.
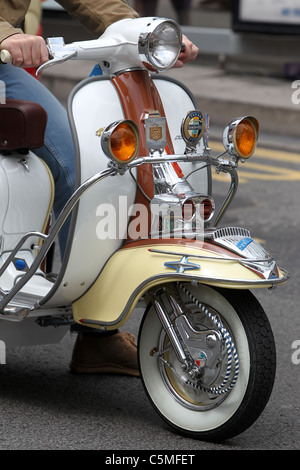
[0,99,47,151]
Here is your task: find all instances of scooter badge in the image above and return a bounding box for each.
[150,125,163,141]
[164,255,200,273]
[181,110,205,149]
[145,114,167,150]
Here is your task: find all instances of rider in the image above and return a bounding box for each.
[0,0,199,377]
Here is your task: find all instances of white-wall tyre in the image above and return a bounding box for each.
[138,283,276,441]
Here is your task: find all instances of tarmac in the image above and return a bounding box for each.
[40,1,300,150]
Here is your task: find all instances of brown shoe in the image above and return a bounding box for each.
[70,331,140,377]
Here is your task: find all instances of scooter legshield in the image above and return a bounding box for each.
[45,74,210,308]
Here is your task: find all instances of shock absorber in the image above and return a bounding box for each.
[151,294,190,369]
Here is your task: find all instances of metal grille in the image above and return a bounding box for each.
[213,227,269,260]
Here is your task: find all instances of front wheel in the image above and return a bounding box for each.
[138,283,276,441]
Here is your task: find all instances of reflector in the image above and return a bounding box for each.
[110,123,138,162]
[101,120,140,164]
[234,118,258,159]
[222,115,259,160]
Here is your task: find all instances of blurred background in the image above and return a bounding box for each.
[39,0,300,79]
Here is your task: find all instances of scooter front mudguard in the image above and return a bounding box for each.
[72,238,289,330]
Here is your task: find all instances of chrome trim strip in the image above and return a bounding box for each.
[148,247,272,263]
[78,268,290,327]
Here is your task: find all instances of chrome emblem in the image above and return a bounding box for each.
[164,256,200,273]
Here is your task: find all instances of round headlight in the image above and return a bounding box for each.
[101,120,140,164]
[223,116,259,159]
[138,20,182,72]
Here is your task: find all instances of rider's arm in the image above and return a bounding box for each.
[0,33,49,67]
[57,0,139,37]
[0,1,45,65]
[0,0,29,42]
[0,0,138,67]
[0,12,48,68]
[0,0,138,43]
[0,19,23,45]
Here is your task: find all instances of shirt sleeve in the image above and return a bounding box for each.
[57,0,139,37]
[0,19,23,44]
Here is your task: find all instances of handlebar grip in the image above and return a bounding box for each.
[0,50,12,64]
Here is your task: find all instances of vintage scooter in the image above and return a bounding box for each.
[0,17,289,441]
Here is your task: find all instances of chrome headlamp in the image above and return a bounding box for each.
[138,19,182,72]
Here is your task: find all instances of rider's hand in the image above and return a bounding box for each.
[174,35,199,68]
[0,34,49,68]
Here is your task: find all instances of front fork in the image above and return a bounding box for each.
[149,284,224,382]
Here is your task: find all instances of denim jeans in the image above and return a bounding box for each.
[0,64,75,258]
